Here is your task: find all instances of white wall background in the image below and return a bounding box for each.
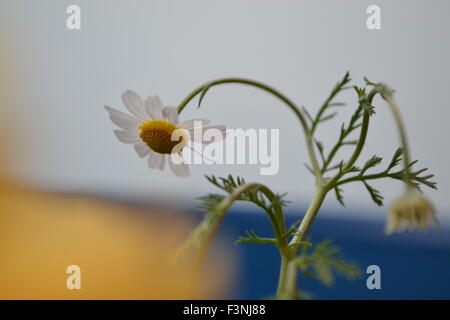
[0,0,449,222]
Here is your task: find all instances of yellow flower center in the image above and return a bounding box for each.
[139,120,187,154]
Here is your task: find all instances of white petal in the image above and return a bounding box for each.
[133,142,150,158]
[169,157,190,177]
[158,156,166,171]
[180,119,211,129]
[189,125,226,144]
[145,96,163,119]
[104,105,140,131]
[162,106,179,124]
[148,151,164,169]
[122,90,147,119]
[113,130,140,144]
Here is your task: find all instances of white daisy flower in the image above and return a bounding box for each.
[105,90,226,177]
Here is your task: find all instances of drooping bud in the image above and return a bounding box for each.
[386,187,438,234]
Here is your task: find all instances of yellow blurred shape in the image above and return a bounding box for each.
[0,182,231,299]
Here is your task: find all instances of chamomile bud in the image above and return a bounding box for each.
[386,187,438,234]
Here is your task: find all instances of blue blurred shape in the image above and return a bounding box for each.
[215,208,450,300]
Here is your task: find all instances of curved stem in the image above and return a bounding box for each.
[177,78,308,130]
[384,96,412,184]
[177,78,322,183]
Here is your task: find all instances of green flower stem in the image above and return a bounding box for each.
[289,187,329,247]
[384,95,412,184]
[274,187,328,299]
[177,78,308,130]
[176,78,323,184]
[276,253,298,300]
[173,182,286,272]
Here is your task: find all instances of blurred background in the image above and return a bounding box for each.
[0,0,449,299]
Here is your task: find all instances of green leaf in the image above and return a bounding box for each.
[363,181,384,206]
[347,165,361,174]
[329,102,346,107]
[390,162,437,190]
[318,112,338,123]
[322,104,364,172]
[302,106,314,124]
[205,174,247,194]
[342,140,358,146]
[311,72,352,132]
[313,263,334,286]
[236,230,277,245]
[360,155,383,175]
[297,290,313,300]
[363,76,377,86]
[363,104,376,116]
[198,84,212,108]
[296,239,362,287]
[314,139,326,162]
[353,86,376,116]
[197,193,225,215]
[353,85,366,98]
[386,147,403,172]
[304,163,315,176]
[334,186,345,206]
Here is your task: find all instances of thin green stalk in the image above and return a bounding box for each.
[289,187,329,247]
[176,78,323,184]
[177,78,308,130]
[384,96,412,184]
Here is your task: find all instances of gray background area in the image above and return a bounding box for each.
[0,0,449,222]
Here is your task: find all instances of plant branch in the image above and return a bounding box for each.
[176,78,323,183]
